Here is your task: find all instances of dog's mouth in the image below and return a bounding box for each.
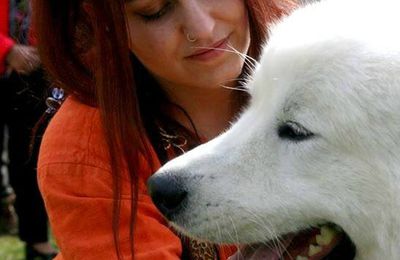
[235,224,356,260]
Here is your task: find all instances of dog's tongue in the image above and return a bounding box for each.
[232,226,343,260]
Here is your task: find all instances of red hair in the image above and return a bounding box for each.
[32,0,296,258]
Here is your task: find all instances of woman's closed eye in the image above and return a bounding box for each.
[138,1,174,22]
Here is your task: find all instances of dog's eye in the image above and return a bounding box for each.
[278,121,314,141]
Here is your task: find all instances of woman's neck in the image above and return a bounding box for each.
[163,85,242,141]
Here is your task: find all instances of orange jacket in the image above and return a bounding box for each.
[38,97,235,259]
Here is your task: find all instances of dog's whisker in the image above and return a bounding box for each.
[218,213,230,241]
[218,213,238,252]
[226,43,259,71]
[240,208,277,252]
[215,220,224,246]
[219,84,249,93]
[219,75,255,94]
[225,43,257,68]
[241,207,290,257]
[192,43,259,72]
[194,44,256,93]
[204,206,212,241]
[207,207,224,244]
[227,216,242,252]
[221,213,240,247]
[219,77,251,92]
[263,217,293,259]
[261,218,289,258]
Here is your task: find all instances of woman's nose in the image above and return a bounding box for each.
[182,1,216,41]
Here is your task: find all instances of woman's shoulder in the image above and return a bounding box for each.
[38,96,110,170]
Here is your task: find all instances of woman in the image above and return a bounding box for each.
[32,0,295,259]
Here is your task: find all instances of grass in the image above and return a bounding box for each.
[0,233,58,260]
[0,234,24,260]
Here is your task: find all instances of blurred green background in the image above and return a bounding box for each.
[0,235,25,260]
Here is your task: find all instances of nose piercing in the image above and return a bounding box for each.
[186,33,197,43]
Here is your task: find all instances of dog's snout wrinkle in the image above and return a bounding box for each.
[147,174,187,219]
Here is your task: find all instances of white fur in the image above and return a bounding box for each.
[153,0,400,259]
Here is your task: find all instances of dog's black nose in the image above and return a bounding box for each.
[147,174,187,219]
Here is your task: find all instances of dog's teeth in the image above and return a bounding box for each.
[316,226,337,246]
[296,256,309,260]
[308,244,322,256]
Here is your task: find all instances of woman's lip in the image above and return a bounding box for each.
[186,37,229,59]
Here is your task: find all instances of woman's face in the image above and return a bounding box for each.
[125,0,250,91]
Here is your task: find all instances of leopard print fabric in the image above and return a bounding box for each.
[184,238,219,260]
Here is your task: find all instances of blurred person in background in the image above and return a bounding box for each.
[0,124,18,236]
[0,0,57,259]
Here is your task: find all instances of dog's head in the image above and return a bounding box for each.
[148,0,400,258]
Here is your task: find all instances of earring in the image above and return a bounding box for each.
[186,33,197,43]
[45,86,65,114]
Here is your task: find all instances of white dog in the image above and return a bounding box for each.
[148,0,400,259]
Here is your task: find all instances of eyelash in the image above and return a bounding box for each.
[141,1,174,22]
